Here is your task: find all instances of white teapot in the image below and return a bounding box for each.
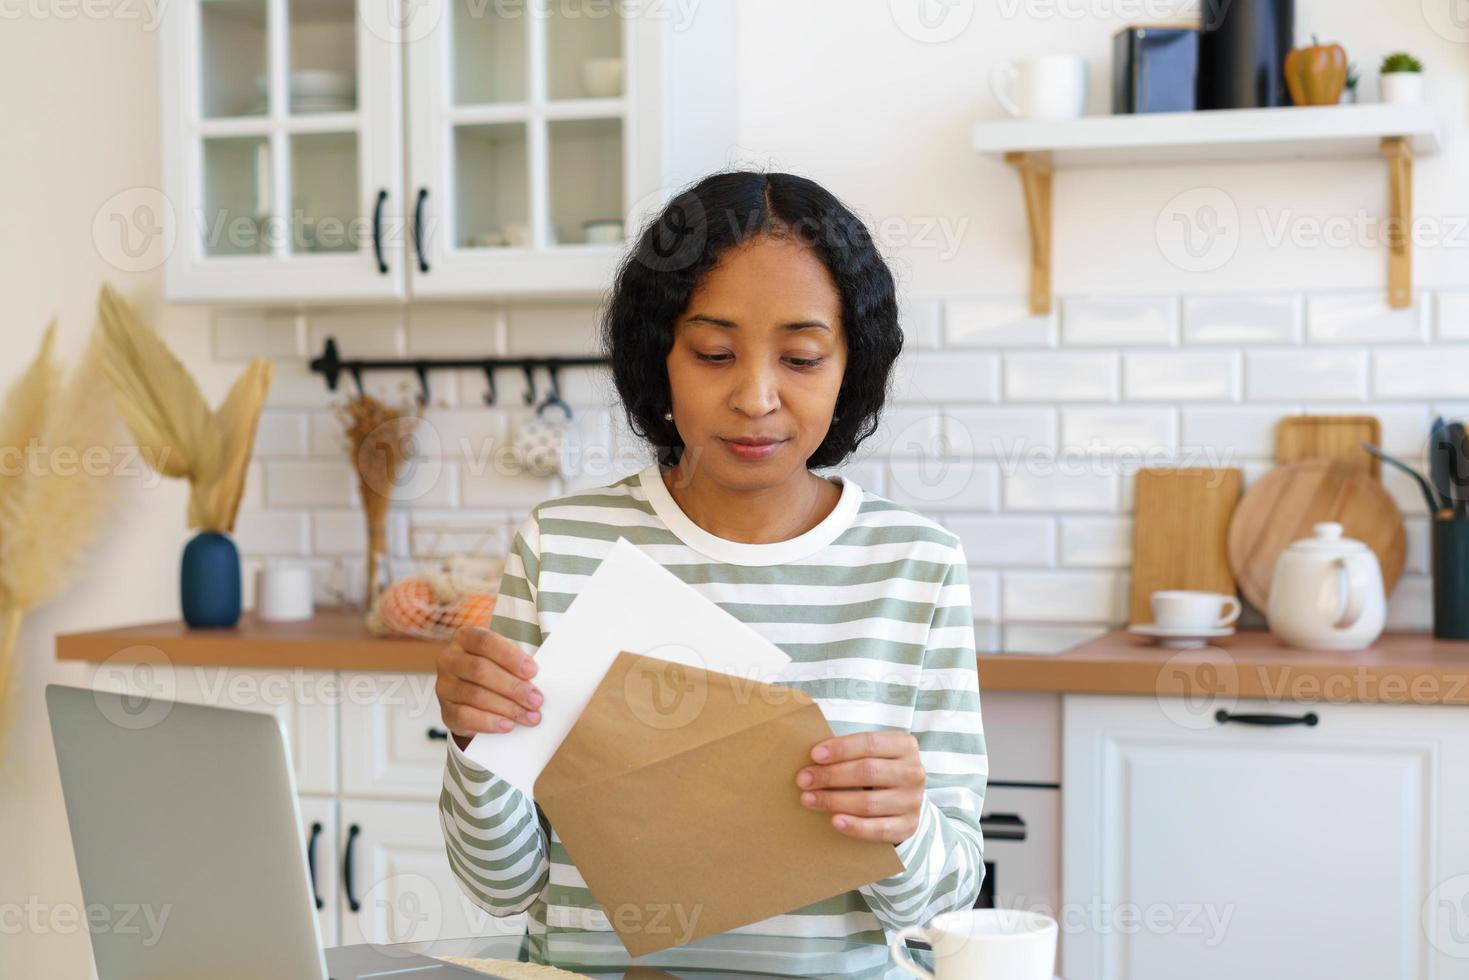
[1267,521,1385,651]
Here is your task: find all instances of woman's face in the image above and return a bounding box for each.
[665,234,848,490]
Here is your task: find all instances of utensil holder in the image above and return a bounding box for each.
[1432,516,1469,639]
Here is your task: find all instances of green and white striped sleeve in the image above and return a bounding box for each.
[439,511,551,917]
[858,542,988,929]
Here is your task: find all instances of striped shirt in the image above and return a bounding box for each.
[439,462,987,951]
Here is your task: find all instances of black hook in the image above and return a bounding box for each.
[522,364,538,406]
[413,362,430,407]
[481,364,498,406]
[349,366,365,396]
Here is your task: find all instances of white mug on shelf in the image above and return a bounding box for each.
[990,55,1089,119]
[1150,590,1241,631]
[890,908,1058,980]
[255,564,314,622]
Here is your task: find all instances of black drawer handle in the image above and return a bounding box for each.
[1215,709,1319,727]
[344,824,361,912]
[979,812,1027,841]
[370,189,388,274]
[412,187,429,273]
[427,726,449,741]
[307,821,324,910]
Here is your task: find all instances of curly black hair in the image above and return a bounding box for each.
[600,170,904,471]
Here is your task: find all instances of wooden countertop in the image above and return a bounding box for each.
[979,629,1469,705]
[56,613,1469,704]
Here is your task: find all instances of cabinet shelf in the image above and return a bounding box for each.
[975,103,1443,313]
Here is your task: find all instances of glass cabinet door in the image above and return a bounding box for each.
[166,0,405,300]
[405,0,631,296]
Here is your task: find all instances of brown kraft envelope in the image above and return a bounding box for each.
[533,651,904,958]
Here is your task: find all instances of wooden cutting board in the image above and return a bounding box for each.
[1128,467,1242,625]
[1228,459,1406,612]
[1276,415,1381,479]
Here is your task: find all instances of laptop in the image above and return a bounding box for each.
[46,684,495,979]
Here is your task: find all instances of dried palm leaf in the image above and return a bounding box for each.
[97,284,271,532]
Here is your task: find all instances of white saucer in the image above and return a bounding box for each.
[1128,623,1235,648]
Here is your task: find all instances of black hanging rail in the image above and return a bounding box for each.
[308,336,609,407]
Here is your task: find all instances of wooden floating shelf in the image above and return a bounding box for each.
[974,103,1443,313]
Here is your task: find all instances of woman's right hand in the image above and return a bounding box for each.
[436,626,543,750]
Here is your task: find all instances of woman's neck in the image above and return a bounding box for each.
[661,461,841,545]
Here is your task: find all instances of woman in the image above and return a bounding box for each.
[435,170,987,952]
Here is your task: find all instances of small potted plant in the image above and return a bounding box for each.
[1380,52,1425,104]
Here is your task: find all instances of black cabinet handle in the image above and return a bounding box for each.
[344,824,361,912]
[427,726,449,741]
[370,189,388,274]
[978,812,1027,842]
[1215,709,1319,727]
[412,187,429,273]
[307,821,324,910]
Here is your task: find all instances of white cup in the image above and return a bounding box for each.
[256,564,314,622]
[891,908,1057,980]
[1151,590,1241,630]
[990,55,1089,119]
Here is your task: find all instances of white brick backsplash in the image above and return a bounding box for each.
[1404,517,1429,575]
[233,511,310,556]
[265,460,357,508]
[1381,466,1431,516]
[1300,403,1430,457]
[1002,623,1109,654]
[313,509,409,556]
[1061,295,1177,347]
[948,516,1055,566]
[1183,294,1301,346]
[893,351,1000,403]
[395,459,461,508]
[306,308,405,357]
[253,411,309,457]
[214,310,302,360]
[899,296,942,349]
[944,408,1056,457]
[885,460,998,512]
[461,466,563,510]
[1181,406,1289,458]
[1385,576,1432,630]
[1124,350,1239,402]
[856,407,946,461]
[830,460,886,496]
[506,302,601,355]
[1246,349,1367,402]
[1374,348,1469,399]
[1004,352,1118,402]
[1307,292,1429,344]
[266,364,337,408]
[1003,570,1127,622]
[945,297,1056,348]
[1437,290,1469,341]
[240,460,265,511]
[1062,407,1177,454]
[1003,469,1118,512]
[421,409,510,460]
[1059,517,1133,567]
[407,304,507,355]
[967,569,999,621]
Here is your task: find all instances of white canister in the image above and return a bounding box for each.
[256,564,315,622]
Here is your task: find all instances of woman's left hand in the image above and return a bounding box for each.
[796,731,925,844]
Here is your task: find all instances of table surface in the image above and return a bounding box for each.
[334,931,933,979]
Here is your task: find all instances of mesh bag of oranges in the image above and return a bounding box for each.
[366,555,505,640]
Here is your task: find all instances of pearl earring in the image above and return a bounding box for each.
[663,411,673,421]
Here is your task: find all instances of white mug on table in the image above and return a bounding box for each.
[890,908,1058,980]
[1150,590,1241,631]
[990,55,1088,119]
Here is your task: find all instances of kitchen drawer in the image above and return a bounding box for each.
[341,673,449,800]
[980,785,1060,917]
[980,691,1061,785]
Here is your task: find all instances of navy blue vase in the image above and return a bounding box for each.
[180,531,242,628]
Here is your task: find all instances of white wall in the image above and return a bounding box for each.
[3,1,1466,974]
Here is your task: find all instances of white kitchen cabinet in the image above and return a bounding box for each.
[1061,694,1469,980]
[299,794,341,946]
[339,797,527,947]
[341,672,452,800]
[160,0,737,303]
